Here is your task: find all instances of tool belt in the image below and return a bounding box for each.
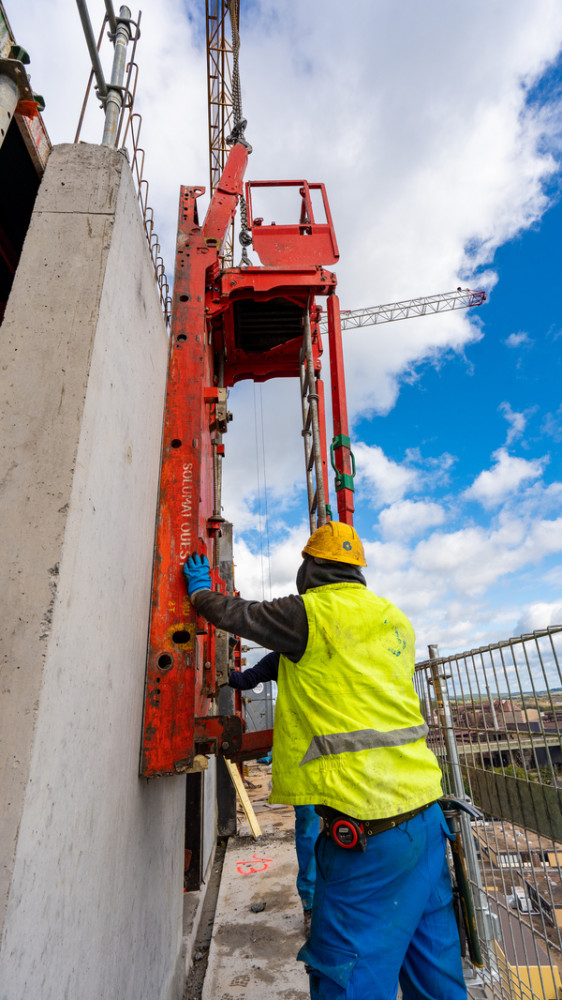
[316,801,437,852]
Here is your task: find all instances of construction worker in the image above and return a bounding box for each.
[229,650,319,935]
[183,523,467,1000]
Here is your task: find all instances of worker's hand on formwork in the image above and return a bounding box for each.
[183,553,212,596]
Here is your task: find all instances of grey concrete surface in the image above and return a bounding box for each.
[0,143,185,1000]
[201,831,310,1000]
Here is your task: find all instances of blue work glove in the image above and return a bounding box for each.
[183,553,212,596]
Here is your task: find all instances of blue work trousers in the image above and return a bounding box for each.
[298,802,467,1000]
[295,804,320,911]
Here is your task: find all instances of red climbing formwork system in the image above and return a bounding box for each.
[140,142,356,777]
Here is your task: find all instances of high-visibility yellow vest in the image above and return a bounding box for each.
[270,583,443,818]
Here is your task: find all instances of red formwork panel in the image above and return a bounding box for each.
[140,149,354,776]
[140,145,249,777]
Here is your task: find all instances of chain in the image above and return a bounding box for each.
[226,0,252,266]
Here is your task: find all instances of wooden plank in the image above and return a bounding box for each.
[224,758,262,840]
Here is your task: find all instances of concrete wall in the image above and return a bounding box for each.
[0,144,186,1000]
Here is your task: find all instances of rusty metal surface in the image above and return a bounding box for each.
[0,5,51,175]
[224,728,275,763]
[193,715,244,758]
[142,151,354,778]
[15,112,50,176]
[141,144,248,777]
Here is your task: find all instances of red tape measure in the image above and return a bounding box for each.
[329,817,367,852]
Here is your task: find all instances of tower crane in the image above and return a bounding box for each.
[319,287,486,333]
[206,0,236,266]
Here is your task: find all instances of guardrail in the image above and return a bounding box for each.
[75,1,171,322]
[416,627,562,999]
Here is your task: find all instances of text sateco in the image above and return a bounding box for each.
[179,462,193,563]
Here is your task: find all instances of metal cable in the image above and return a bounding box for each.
[226,0,252,265]
[227,0,243,137]
[253,384,266,599]
[257,386,273,598]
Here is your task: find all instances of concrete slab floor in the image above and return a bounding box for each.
[200,830,309,1000]
[194,763,307,1000]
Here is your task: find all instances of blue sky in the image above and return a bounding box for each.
[11,0,562,659]
[355,200,562,513]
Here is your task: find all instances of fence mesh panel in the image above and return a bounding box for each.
[415,628,562,999]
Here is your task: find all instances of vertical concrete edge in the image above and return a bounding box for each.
[0,142,123,939]
[0,142,183,1000]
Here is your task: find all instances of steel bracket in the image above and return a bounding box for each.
[223,728,274,763]
[194,714,243,756]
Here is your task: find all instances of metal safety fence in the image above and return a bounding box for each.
[75,1,171,322]
[415,628,562,1000]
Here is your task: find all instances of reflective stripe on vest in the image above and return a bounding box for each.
[300,722,429,766]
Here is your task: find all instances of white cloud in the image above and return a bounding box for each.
[233,523,306,601]
[505,332,532,348]
[541,405,562,442]
[413,516,562,598]
[354,443,419,507]
[464,448,548,507]
[220,379,311,532]
[378,500,445,540]
[230,480,562,659]
[498,401,537,446]
[503,480,562,521]
[517,600,562,632]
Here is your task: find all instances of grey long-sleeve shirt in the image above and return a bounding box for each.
[191,556,367,662]
[192,590,307,661]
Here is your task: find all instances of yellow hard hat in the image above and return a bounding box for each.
[302,522,367,566]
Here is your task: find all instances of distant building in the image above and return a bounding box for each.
[524,872,562,929]
[489,893,562,1000]
[473,823,554,870]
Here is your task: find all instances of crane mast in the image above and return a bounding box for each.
[205,0,236,266]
